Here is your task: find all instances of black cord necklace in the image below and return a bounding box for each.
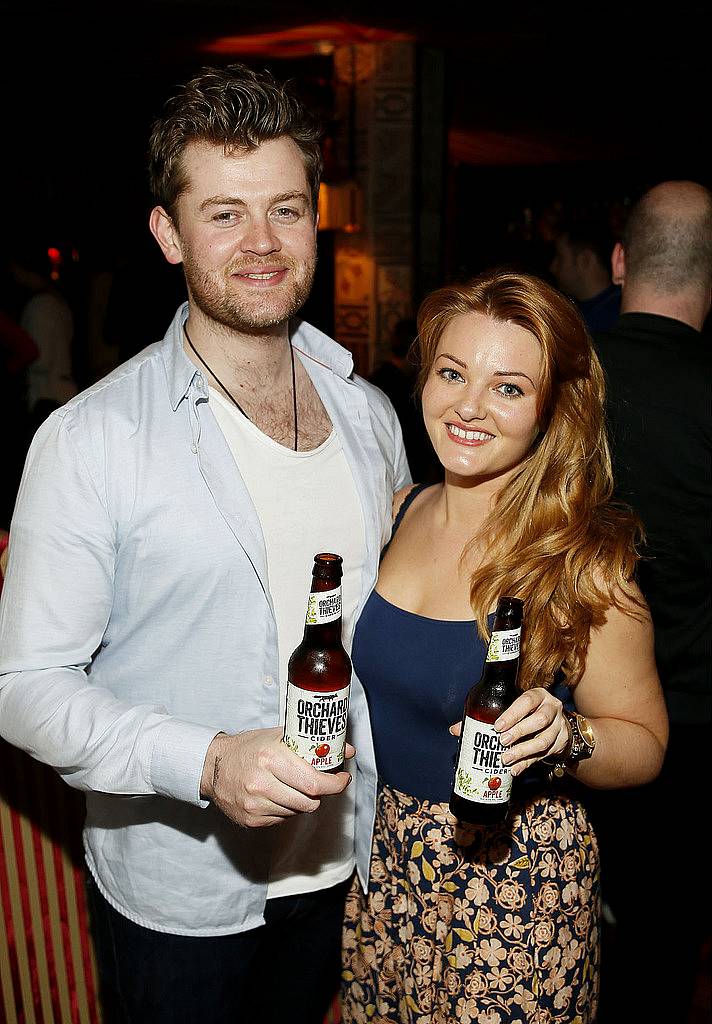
[183,323,298,451]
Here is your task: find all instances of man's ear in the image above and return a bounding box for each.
[611,241,625,285]
[149,207,183,266]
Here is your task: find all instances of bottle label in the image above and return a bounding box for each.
[453,717,512,804]
[283,681,351,771]
[306,587,342,625]
[486,627,521,662]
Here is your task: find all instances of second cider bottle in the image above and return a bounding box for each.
[450,596,523,825]
[283,553,352,773]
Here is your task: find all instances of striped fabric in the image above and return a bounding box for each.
[0,741,100,1024]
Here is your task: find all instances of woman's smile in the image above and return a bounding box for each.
[422,310,541,483]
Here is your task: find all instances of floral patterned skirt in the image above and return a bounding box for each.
[341,782,600,1024]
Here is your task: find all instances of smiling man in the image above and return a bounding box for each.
[0,64,410,1023]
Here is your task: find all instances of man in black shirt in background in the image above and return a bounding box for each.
[594,180,712,1023]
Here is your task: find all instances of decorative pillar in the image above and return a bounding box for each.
[332,42,417,376]
[417,47,447,303]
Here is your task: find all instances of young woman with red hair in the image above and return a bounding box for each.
[341,269,667,1024]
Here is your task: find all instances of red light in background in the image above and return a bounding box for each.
[201,22,412,58]
[47,246,62,282]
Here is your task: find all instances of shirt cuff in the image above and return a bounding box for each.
[150,719,222,806]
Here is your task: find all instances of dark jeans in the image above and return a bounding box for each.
[85,872,350,1024]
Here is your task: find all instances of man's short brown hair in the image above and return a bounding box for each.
[148,63,323,217]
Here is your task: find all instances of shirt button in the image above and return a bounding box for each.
[195,376,206,393]
[264,675,274,687]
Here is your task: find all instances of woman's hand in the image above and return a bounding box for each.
[449,687,571,776]
[450,587,667,790]
[495,688,570,775]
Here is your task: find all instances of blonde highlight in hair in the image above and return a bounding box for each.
[416,269,643,689]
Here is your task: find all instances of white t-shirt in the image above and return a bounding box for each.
[209,385,366,898]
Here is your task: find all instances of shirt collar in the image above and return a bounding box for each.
[160,303,355,411]
[290,318,354,380]
[161,303,199,411]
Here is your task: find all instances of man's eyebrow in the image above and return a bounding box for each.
[271,190,310,205]
[199,195,246,211]
[198,190,310,212]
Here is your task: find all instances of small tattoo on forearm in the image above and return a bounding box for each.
[212,755,222,791]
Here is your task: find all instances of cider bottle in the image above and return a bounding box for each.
[283,553,352,773]
[450,596,523,825]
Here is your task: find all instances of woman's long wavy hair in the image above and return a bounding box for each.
[416,268,643,690]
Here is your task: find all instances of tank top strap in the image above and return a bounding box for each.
[381,482,430,559]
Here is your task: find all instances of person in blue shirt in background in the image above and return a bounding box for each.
[550,213,621,333]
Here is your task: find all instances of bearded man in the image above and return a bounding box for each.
[0,63,410,1023]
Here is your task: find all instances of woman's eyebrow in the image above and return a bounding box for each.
[494,370,537,388]
[435,352,467,368]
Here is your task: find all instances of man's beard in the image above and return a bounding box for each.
[182,251,317,335]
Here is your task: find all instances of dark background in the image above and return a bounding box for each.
[0,0,709,376]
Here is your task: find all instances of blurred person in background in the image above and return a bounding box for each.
[370,317,439,483]
[550,213,621,333]
[5,238,78,425]
[593,179,712,1024]
[0,296,37,525]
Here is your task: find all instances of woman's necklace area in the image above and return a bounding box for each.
[183,323,298,451]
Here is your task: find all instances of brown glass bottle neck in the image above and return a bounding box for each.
[481,620,521,684]
[310,578,341,590]
[480,657,520,685]
[303,620,344,646]
[491,611,522,633]
[302,578,343,645]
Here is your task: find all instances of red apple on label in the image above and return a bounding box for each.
[315,743,331,758]
[488,777,502,791]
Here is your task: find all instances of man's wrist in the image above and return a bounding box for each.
[200,732,230,801]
